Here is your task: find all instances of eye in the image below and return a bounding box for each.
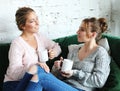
[30,20,34,23]
[79,27,85,32]
[30,19,37,23]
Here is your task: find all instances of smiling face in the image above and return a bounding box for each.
[22,11,39,33]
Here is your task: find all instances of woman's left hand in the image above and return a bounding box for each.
[61,70,73,78]
[37,62,50,73]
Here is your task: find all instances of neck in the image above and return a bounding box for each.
[83,39,97,52]
[21,32,35,41]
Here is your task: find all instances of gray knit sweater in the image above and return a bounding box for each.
[52,44,111,91]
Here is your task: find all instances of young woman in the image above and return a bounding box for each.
[52,17,111,91]
[3,7,62,91]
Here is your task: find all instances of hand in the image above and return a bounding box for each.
[53,57,63,70]
[54,60,62,70]
[48,49,56,59]
[37,62,50,73]
[61,70,73,78]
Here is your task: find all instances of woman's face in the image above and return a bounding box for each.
[22,11,39,33]
[76,22,92,43]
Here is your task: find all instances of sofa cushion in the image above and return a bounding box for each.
[98,38,110,52]
[97,58,120,91]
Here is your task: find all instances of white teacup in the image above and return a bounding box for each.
[61,59,73,72]
[40,49,48,62]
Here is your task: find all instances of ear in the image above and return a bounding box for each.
[91,32,97,38]
[20,24,25,30]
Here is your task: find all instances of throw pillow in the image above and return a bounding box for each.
[98,38,110,52]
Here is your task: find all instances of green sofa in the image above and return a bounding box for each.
[0,34,120,91]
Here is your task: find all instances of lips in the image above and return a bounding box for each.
[35,26,39,30]
[77,35,81,39]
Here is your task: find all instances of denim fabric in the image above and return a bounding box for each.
[3,66,84,91]
[3,73,33,91]
[15,73,33,91]
[3,81,19,91]
[25,66,83,91]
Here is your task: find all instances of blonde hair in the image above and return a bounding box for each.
[15,7,34,31]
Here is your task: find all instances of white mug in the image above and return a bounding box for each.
[40,49,48,62]
[61,59,73,72]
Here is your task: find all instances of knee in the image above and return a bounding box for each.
[31,74,39,82]
[28,65,38,75]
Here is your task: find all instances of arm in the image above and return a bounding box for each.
[7,40,26,80]
[38,33,61,58]
[72,47,111,88]
[45,38,61,58]
[51,57,66,80]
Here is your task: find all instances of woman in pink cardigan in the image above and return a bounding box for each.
[3,7,84,91]
[3,7,61,91]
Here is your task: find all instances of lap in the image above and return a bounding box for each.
[3,81,19,91]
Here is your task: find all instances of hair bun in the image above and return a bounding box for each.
[98,18,108,33]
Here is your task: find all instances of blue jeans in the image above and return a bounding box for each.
[3,73,33,91]
[3,66,84,91]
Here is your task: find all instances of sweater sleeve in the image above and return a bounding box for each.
[6,40,27,80]
[72,47,111,88]
[38,33,61,57]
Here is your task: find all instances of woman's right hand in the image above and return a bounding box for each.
[54,57,63,70]
[37,62,50,73]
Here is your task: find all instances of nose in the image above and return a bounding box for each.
[36,20,39,25]
[76,29,79,34]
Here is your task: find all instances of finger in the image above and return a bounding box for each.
[49,53,54,58]
[61,73,67,77]
[44,64,50,73]
[60,57,64,63]
[49,49,55,55]
[48,49,53,53]
[45,67,50,73]
[61,71,70,75]
[55,61,61,66]
[49,55,54,59]
[37,63,44,68]
[60,56,64,60]
[46,67,50,73]
[49,52,55,59]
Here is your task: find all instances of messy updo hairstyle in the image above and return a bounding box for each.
[82,17,108,42]
[15,7,34,31]
[98,18,108,33]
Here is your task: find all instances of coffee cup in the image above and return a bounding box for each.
[40,49,48,62]
[61,59,73,72]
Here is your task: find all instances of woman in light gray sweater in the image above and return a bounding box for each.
[52,17,111,91]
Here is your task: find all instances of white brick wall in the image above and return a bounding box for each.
[0,0,113,43]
